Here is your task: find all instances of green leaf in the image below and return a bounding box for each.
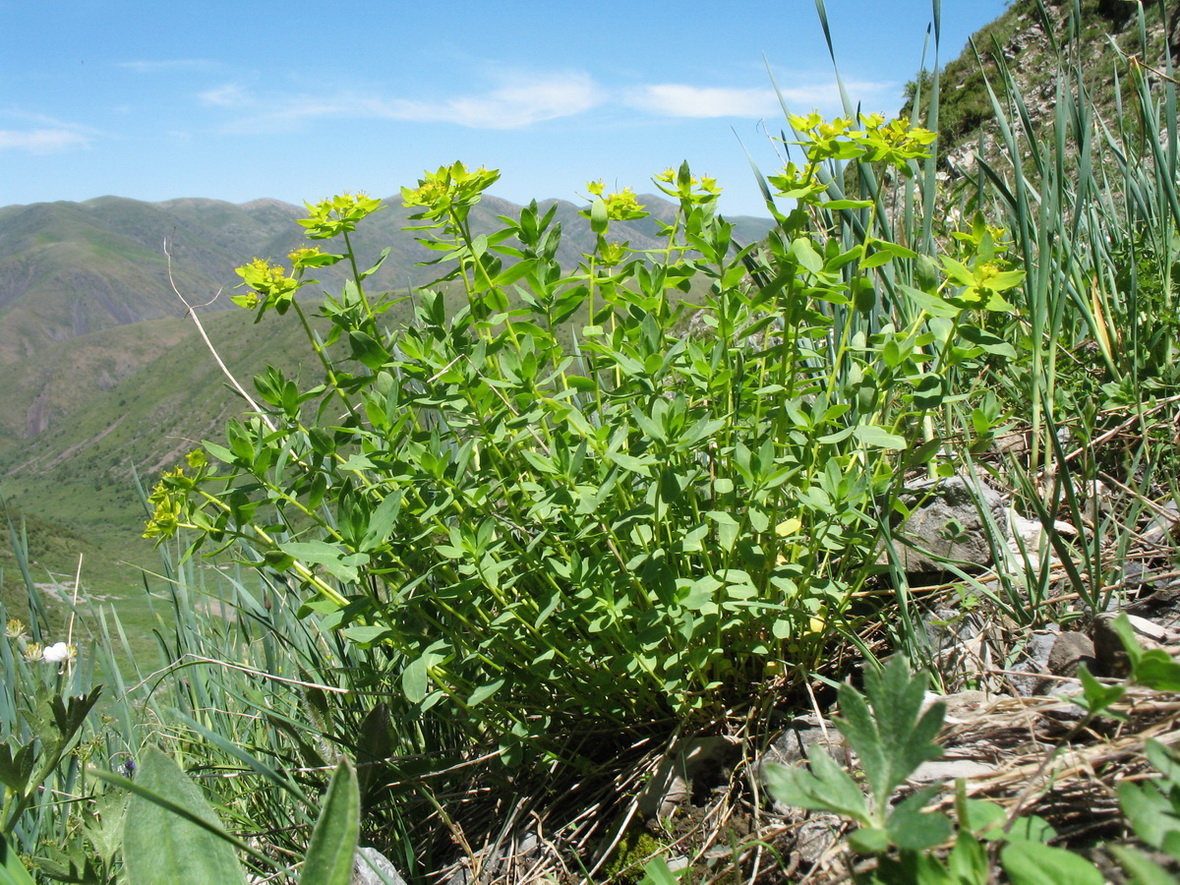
[638,856,688,885]
[120,746,248,885]
[402,642,448,704]
[299,758,360,885]
[590,197,608,235]
[0,832,36,885]
[836,656,943,815]
[1110,614,1145,669]
[359,491,403,552]
[853,424,907,450]
[1118,781,1175,849]
[901,284,961,318]
[947,831,990,885]
[790,237,824,273]
[279,541,366,584]
[1110,845,1180,885]
[886,788,952,850]
[763,752,871,824]
[1000,841,1103,885]
[467,679,505,708]
[1073,665,1126,719]
[958,324,1018,358]
[0,743,35,795]
[848,826,891,854]
[1133,650,1180,692]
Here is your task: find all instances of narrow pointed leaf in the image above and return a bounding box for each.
[300,758,360,885]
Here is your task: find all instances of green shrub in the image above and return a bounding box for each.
[147,116,1024,762]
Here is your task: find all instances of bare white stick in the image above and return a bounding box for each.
[164,239,275,432]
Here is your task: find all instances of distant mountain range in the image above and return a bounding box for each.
[0,191,773,587]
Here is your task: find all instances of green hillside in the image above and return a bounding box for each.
[0,191,772,592]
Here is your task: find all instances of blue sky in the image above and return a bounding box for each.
[2,1,1009,217]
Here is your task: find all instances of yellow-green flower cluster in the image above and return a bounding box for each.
[789,112,936,169]
[586,182,648,221]
[298,192,384,240]
[402,162,501,226]
[767,161,826,203]
[652,166,721,203]
[142,461,199,541]
[232,258,301,315]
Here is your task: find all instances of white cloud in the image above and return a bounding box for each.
[206,71,603,131]
[625,84,779,118]
[623,79,898,119]
[380,73,603,128]
[199,83,252,107]
[0,129,90,153]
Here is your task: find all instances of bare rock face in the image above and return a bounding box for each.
[882,476,1009,575]
[1048,631,1097,678]
[637,736,742,819]
[352,847,408,885]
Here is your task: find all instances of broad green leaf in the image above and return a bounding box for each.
[1109,846,1178,885]
[1109,614,1144,668]
[121,746,247,885]
[886,788,952,850]
[959,324,1018,358]
[348,331,391,370]
[467,679,505,708]
[1073,665,1126,719]
[1144,740,1180,785]
[402,642,447,704]
[1118,781,1175,849]
[1133,650,1180,692]
[871,852,955,885]
[1000,841,1103,885]
[901,284,962,318]
[848,826,890,854]
[638,856,688,885]
[836,656,943,814]
[763,752,870,824]
[790,237,824,273]
[279,541,366,584]
[340,625,392,646]
[853,424,907,450]
[0,833,36,885]
[299,759,360,885]
[359,491,404,552]
[0,743,35,794]
[589,197,608,235]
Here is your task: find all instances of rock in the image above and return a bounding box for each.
[910,758,999,783]
[1048,631,1096,677]
[637,736,742,819]
[791,815,844,866]
[1126,586,1180,626]
[352,847,408,885]
[1143,500,1179,547]
[1091,613,1169,677]
[881,475,1009,575]
[757,717,845,816]
[1006,511,1077,569]
[933,689,989,724]
[1007,628,1060,696]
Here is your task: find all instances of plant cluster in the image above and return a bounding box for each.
[138,106,1027,763]
[762,622,1180,885]
[6,0,1180,880]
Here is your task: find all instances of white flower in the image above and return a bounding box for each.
[42,642,76,664]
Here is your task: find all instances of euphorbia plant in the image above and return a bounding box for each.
[147,115,1021,760]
